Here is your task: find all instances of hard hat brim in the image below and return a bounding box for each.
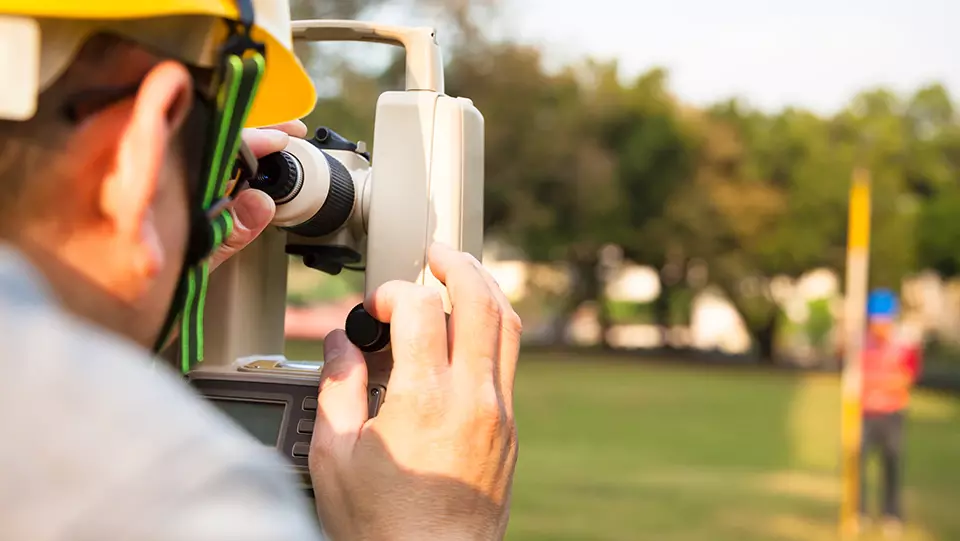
[246,26,315,128]
[1,1,317,128]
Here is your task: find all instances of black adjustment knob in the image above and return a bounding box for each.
[313,127,357,152]
[311,126,371,161]
[345,303,390,352]
[250,151,303,204]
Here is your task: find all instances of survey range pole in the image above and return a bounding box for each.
[840,167,871,539]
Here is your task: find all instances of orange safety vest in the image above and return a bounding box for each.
[861,338,921,414]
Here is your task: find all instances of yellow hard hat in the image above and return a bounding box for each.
[0,0,316,127]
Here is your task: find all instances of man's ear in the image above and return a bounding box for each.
[99,61,194,277]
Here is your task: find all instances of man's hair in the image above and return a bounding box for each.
[0,32,207,229]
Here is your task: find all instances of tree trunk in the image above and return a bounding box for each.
[549,255,602,347]
[753,312,779,364]
[654,277,673,350]
[550,287,580,347]
[596,289,614,351]
[582,255,613,350]
[720,280,779,365]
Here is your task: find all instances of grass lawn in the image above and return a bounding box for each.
[285,343,960,540]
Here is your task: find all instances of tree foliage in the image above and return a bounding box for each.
[299,7,959,360]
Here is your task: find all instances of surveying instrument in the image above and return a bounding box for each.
[164,19,485,499]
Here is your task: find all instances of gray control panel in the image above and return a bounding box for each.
[188,364,385,495]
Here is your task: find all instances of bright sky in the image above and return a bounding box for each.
[332,0,957,115]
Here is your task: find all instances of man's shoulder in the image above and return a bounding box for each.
[0,286,323,539]
[1,295,223,442]
[0,286,311,479]
[0,244,285,488]
[0,295,248,475]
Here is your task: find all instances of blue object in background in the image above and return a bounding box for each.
[867,288,899,319]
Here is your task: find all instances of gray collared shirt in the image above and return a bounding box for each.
[0,244,324,540]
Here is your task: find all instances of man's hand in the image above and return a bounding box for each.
[207,120,309,273]
[310,243,522,541]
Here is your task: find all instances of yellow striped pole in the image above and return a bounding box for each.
[840,167,871,539]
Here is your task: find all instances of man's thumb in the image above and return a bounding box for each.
[313,330,369,453]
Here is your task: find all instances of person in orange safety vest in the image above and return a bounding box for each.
[859,288,922,538]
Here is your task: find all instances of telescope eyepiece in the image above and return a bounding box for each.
[249,151,304,205]
[253,139,358,239]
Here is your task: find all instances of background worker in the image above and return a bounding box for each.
[859,288,923,538]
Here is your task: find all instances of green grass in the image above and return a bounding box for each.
[285,342,960,540]
[508,354,960,541]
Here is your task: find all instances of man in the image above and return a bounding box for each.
[0,3,521,540]
[860,289,922,538]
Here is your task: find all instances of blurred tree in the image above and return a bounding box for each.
[287,2,960,360]
[663,104,789,361]
[917,185,960,277]
[463,53,626,345]
[673,87,928,362]
[290,0,395,80]
[908,85,960,279]
[599,68,700,347]
[903,84,957,196]
[834,88,919,291]
[448,50,648,346]
[290,0,390,18]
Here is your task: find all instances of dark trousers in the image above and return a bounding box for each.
[860,411,904,520]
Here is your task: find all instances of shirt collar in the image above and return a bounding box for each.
[0,242,56,307]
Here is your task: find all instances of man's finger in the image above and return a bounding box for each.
[426,243,500,386]
[208,189,275,273]
[365,280,450,394]
[312,330,369,459]
[241,120,309,158]
[242,128,290,159]
[266,119,309,138]
[471,255,523,413]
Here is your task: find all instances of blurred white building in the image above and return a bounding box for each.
[293,241,960,354]
[483,247,757,352]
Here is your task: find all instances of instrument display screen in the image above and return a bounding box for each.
[210,398,287,446]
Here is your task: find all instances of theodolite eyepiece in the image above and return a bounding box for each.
[251,151,304,205]
[251,127,368,241]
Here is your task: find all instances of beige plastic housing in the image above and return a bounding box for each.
[365,90,485,308]
[188,20,484,392]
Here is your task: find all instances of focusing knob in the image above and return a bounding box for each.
[284,152,355,238]
[345,303,390,352]
[249,151,303,204]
